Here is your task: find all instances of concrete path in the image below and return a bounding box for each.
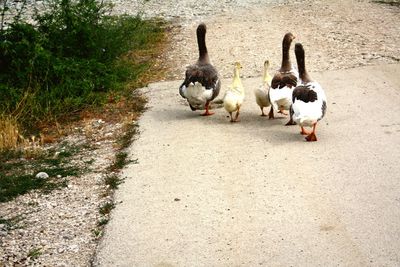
[94,64,400,266]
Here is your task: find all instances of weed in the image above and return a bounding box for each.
[118,122,139,149]
[111,152,130,170]
[97,218,109,226]
[0,215,23,230]
[104,174,123,190]
[99,202,114,215]
[27,247,42,259]
[373,0,400,6]
[92,228,102,238]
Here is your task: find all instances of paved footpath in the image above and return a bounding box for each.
[94,64,400,266]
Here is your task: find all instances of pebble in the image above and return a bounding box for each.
[35,172,49,179]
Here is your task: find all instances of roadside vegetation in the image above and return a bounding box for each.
[373,0,400,6]
[0,0,167,200]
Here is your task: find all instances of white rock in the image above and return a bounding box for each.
[36,172,49,179]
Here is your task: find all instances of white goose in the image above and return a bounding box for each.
[269,32,299,125]
[223,62,245,122]
[254,60,272,116]
[292,43,327,142]
[179,23,221,116]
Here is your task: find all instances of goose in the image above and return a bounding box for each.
[254,60,272,116]
[179,23,221,116]
[269,33,298,125]
[223,62,244,122]
[292,43,327,142]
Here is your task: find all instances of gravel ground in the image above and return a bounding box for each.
[153,0,400,80]
[0,120,125,266]
[1,0,399,266]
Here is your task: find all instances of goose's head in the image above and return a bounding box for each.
[233,62,243,77]
[283,32,296,49]
[263,59,272,84]
[234,61,243,70]
[263,60,270,69]
[284,32,296,42]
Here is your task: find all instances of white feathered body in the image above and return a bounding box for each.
[292,81,327,127]
[269,68,299,111]
[180,82,213,110]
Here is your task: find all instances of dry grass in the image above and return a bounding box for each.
[0,114,44,158]
[0,114,22,151]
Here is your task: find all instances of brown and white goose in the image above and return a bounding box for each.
[292,43,327,142]
[268,32,298,125]
[179,23,221,116]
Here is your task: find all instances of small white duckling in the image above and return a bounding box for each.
[223,62,245,122]
[254,60,272,116]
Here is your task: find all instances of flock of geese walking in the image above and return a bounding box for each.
[179,23,327,142]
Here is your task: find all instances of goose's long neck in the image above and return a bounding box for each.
[263,63,271,84]
[281,40,292,72]
[232,67,243,90]
[197,24,209,63]
[295,44,311,83]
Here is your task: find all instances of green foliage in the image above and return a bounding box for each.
[0,0,164,128]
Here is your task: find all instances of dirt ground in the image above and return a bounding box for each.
[163,0,399,80]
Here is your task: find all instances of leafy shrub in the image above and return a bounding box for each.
[0,0,164,129]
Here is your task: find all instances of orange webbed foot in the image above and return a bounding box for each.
[305,132,317,142]
[201,110,214,116]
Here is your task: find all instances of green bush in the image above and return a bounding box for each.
[0,0,163,128]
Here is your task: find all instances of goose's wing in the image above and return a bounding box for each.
[292,85,317,103]
[292,83,326,122]
[180,63,220,100]
[271,72,298,89]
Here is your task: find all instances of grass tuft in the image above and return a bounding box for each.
[118,121,139,149]
[104,174,123,190]
[27,247,42,260]
[373,0,400,6]
[0,215,23,231]
[99,202,115,216]
[97,218,109,226]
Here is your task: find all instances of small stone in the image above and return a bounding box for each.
[69,244,79,252]
[174,198,181,202]
[36,172,49,179]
